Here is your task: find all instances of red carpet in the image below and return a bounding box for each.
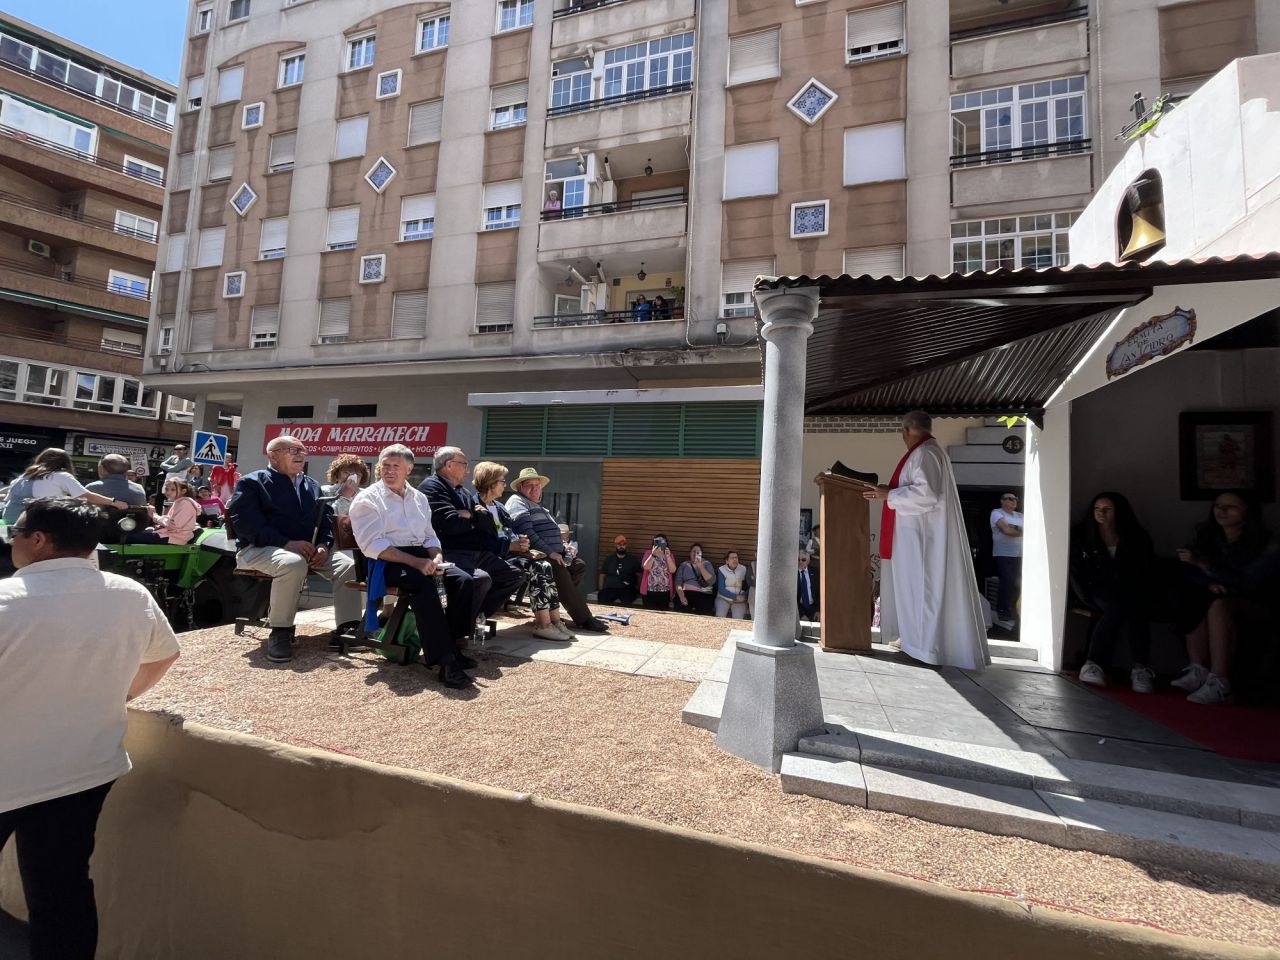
[1092,682,1280,763]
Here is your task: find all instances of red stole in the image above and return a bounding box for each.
[879,434,932,560]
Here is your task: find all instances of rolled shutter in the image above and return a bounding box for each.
[318,299,352,339]
[216,66,243,103]
[721,257,774,297]
[844,245,904,278]
[727,30,780,86]
[251,305,279,335]
[401,194,435,222]
[392,290,428,338]
[335,115,368,159]
[259,218,288,256]
[195,227,225,267]
[491,81,528,108]
[482,180,523,209]
[847,4,904,54]
[408,100,443,145]
[188,311,215,350]
[475,282,515,331]
[174,153,195,190]
[723,142,778,199]
[163,233,187,273]
[326,207,360,246]
[186,75,204,104]
[207,146,234,181]
[269,132,296,168]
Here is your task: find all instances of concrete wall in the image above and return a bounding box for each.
[2,710,1268,960]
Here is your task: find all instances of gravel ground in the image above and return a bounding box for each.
[134,622,1280,950]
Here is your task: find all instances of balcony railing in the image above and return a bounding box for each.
[0,323,135,356]
[547,81,692,118]
[533,306,683,328]
[539,190,687,222]
[950,5,1088,43]
[0,190,157,242]
[553,0,633,18]
[0,254,152,303]
[0,47,173,131]
[950,138,1091,169]
[0,123,166,186]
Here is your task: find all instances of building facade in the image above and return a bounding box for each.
[0,15,208,483]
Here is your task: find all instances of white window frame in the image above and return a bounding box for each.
[400,194,436,241]
[101,330,145,356]
[790,199,830,239]
[364,156,397,193]
[720,258,773,319]
[496,0,534,33]
[122,155,164,185]
[259,217,288,259]
[195,4,213,33]
[223,271,246,299]
[278,51,305,88]
[71,371,119,412]
[334,114,369,160]
[250,305,278,349]
[550,58,592,113]
[418,13,450,52]
[407,100,443,146]
[268,131,296,172]
[601,32,695,101]
[787,77,839,125]
[491,103,528,130]
[114,210,158,242]
[241,101,264,130]
[843,120,906,185]
[184,75,204,112]
[317,299,351,344]
[346,33,376,72]
[159,325,175,354]
[326,206,360,250]
[376,69,402,100]
[392,291,428,339]
[722,141,779,200]
[107,269,151,300]
[188,311,216,351]
[845,2,905,65]
[950,212,1078,273]
[949,76,1088,164]
[359,254,387,284]
[727,29,780,87]
[228,0,250,23]
[215,65,244,103]
[21,363,68,406]
[229,183,258,216]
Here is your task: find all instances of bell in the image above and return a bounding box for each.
[1119,177,1166,262]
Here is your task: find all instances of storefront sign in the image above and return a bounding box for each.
[263,422,448,457]
[0,428,60,455]
[1106,306,1196,380]
[82,437,153,475]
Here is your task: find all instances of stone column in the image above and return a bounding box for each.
[715,287,825,772]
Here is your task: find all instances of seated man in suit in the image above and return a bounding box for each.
[227,435,360,663]
[418,446,523,641]
[798,550,820,621]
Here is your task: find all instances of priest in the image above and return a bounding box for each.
[863,411,990,671]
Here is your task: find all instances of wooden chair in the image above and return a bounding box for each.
[223,512,276,636]
[331,515,414,665]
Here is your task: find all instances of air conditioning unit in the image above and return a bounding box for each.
[27,239,51,258]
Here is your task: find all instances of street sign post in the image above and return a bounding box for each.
[192,431,229,466]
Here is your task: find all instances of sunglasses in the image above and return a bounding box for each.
[9,525,29,536]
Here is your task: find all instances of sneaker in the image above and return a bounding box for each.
[1171,663,1209,692]
[1078,660,1106,687]
[552,621,576,640]
[532,626,571,642]
[1130,664,1155,694]
[1187,673,1231,705]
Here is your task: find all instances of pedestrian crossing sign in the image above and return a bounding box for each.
[192,431,228,466]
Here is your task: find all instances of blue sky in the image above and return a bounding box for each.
[4,1,185,83]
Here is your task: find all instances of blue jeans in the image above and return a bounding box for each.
[995,556,1021,619]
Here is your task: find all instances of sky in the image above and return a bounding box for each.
[3,0,185,84]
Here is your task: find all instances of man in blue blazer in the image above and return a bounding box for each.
[228,435,359,663]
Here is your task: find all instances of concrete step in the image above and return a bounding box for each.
[780,751,1280,885]
[986,636,1037,661]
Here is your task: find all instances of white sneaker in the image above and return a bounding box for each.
[532,626,570,642]
[1187,673,1231,705]
[552,621,576,640]
[1078,660,1107,687]
[1130,665,1155,694]
[1171,663,1209,692]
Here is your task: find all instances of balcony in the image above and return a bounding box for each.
[0,191,157,259]
[539,195,687,262]
[951,145,1094,209]
[0,124,165,201]
[552,0,696,51]
[546,84,692,151]
[951,9,1088,84]
[0,254,152,319]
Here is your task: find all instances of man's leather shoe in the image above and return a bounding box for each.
[439,663,475,689]
[576,617,611,633]
[266,628,293,663]
[456,653,478,670]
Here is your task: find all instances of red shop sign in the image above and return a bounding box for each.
[263,422,448,458]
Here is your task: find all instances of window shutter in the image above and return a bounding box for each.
[187,75,205,103]
[483,180,522,209]
[727,30,780,86]
[269,132,296,168]
[843,121,906,185]
[207,146,234,181]
[545,406,610,456]
[174,153,195,190]
[195,227,225,267]
[475,281,515,329]
[259,217,288,255]
[326,206,360,246]
[334,115,368,159]
[723,141,779,199]
[251,305,279,335]
[216,66,244,103]
[481,407,547,457]
[491,81,528,109]
[611,405,682,457]
[721,257,774,296]
[408,100,443,145]
[163,233,187,273]
[392,290,428,338]
[844,245,905,278]
[318,299,352,338]
[188,310,215,350]
[681,402,762,458]
[400,194,435,222]
[847,4,904,53]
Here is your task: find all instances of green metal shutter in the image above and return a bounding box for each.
[481,407,547,457]
[610,404,682,456]
[545,405,610,456]
[681,402,762,458]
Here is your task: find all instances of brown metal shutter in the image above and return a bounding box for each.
[1159,0,1257,83]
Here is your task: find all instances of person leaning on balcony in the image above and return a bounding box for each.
[652,294,671,320]
[543,189,561,218]
[2,447,130,524]
[85,454,147,507]
[632,295,652,322]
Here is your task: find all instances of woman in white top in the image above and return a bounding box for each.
[715,550,750,618]
[2,448,128,524]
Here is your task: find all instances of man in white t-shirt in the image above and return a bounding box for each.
[990,493,1024,630]
[0,497,180,959]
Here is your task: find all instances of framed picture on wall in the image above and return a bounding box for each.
[1179,411,1274,501]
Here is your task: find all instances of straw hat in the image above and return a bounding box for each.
[512,467,550,491]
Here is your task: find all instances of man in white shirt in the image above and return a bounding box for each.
[990,492,1024,630]
[349,444,475,689]
[0,496,180,959]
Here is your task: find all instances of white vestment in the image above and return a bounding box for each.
[879,439,990,671]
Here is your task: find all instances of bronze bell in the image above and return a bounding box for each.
[1119,177,1166,262]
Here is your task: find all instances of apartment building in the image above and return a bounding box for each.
[0,15,206,482]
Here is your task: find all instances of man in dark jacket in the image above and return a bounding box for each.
[228,435,359,663]
[418,446,522,634]
[797,551,819,621]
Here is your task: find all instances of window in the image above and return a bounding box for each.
[334,115,368,159]
[407,100,443,146]
[475,282,515,333]
[279,52,305,88]
[119,379,158,417]
[950,212,1078,273]
[326,206,360,250]
[950,77,1087,164]
[73,372,118,412]
[843,121,906,185]
[550,57,592,113]
[114,210,159,242]
[123,155,164,184]
[0,93,96,154]
[251,305,279,348]
[497,0,534,32]
[196,227,226,267]
[727,30,780,86]
[723,141,778,199]
[216,65,244,103]
[188,311,215,351]
[228,0,250,22]
[418,14,450,51]
[207,146,234,182]
[602,32,694,101]
[223,271,245,298]
[269,131,296,171]
[790,200,829,238]
[107,270,150,299]
[185,75,204,111]
[846,3,904,64]
[163,233,187,272]
[359,254,386,283]
[346,34,376,71]
[720,258,773,318]
[392,290,428,338]
[400,194,435,240]
[23,364,67,405]
[195,4,213,32]
[101,329,145,355]
[844,244,904,278]
[543,157,589,216]
[376,69,402,100]
[174,153,195,190]
[483,181,522,230]
[242,101,264,129]
[159,325,174,354]
[490,82,528,129]
[230,183,257,216]
[259,217,288,259]
[0,359,16,401]
[318,298,352,343]
[364,156,396,193]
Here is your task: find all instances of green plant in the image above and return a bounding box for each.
[997,415,1029,429]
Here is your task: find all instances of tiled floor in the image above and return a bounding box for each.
[481,630,720,682]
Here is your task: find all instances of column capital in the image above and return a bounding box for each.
[754,286,819,341]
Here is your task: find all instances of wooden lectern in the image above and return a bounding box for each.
[814,472,874,652]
